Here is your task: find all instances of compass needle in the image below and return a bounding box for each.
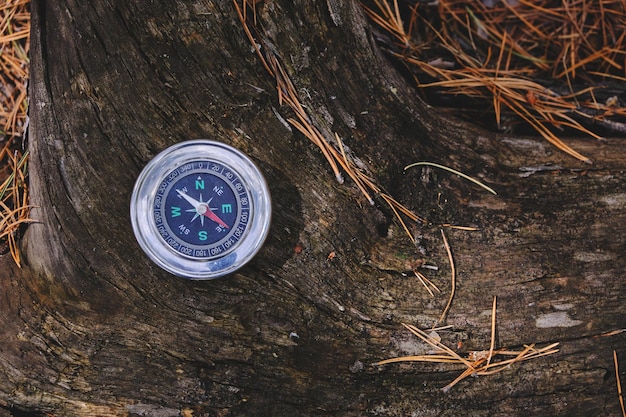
[203,209,229,229]
[176,189,201,209]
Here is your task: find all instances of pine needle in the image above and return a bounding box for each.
[615,351,626,417]
[438,228,455,324]
[405,161,497,195]
[414,269,440,297]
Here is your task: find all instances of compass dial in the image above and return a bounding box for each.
[155,161,249,259]
[131,140,271,279]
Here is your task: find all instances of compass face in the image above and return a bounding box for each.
[155,161,250,259]
[131,140,271,279]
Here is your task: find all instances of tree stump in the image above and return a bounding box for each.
[0,1,623,416]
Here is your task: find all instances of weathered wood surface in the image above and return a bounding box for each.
[0,0,623,415]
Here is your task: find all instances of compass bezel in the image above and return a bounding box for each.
[130,139,271,279]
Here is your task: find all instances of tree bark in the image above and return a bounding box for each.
[0,0,624,416]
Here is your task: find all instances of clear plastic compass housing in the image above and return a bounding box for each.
[130,140,271,279]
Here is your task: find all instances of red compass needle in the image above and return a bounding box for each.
[202,207,229,229]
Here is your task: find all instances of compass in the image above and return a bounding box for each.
[130,140,271,279]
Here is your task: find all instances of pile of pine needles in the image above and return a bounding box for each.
[0,0,31,266]
[364,0,626,163]
[377,298,560,392]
